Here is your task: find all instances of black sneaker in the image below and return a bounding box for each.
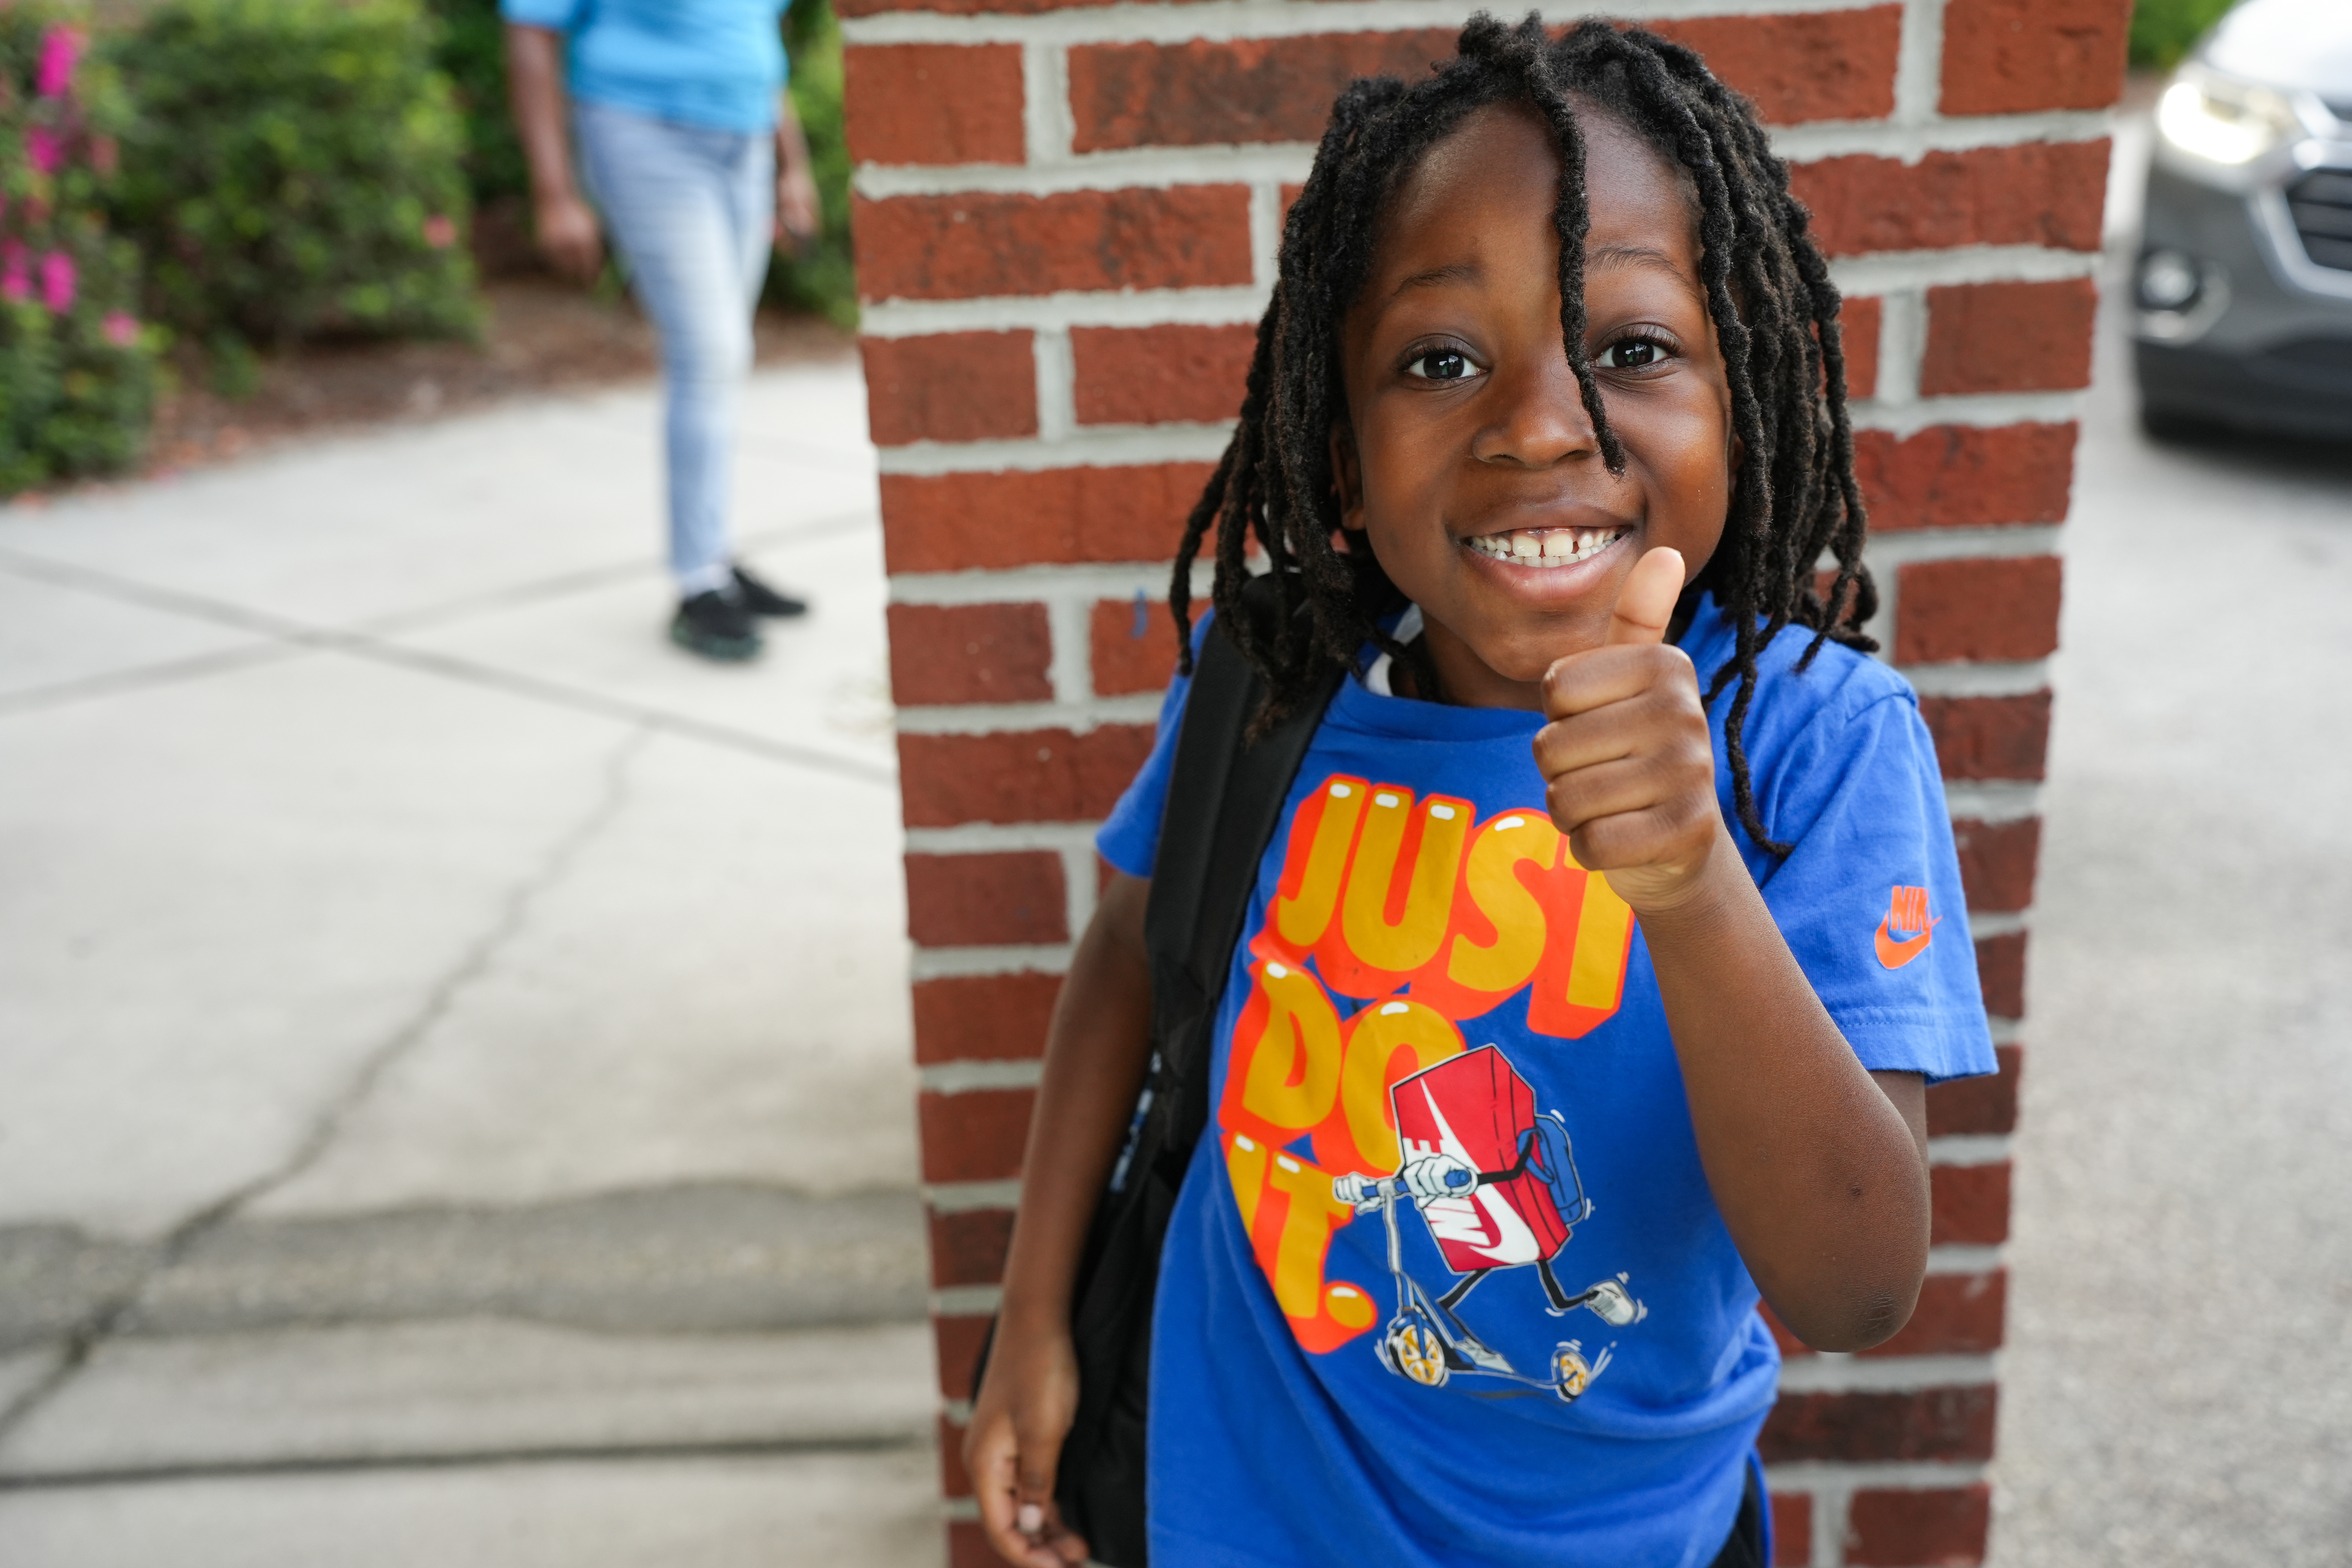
[671,590,763,662]
[731,564,809,618]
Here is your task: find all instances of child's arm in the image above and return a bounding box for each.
[966,872,1156,1568]
[1535,549,1931,1351]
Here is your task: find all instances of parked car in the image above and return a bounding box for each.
[2136,0,2352,440]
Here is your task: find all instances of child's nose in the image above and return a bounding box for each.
[1469,352,1599,469]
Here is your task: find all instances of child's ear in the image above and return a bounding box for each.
[1329,422,1366,537]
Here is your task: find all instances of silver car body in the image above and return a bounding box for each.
[2136,0,2352,438]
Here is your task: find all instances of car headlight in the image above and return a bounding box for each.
[2159,68,2303,166]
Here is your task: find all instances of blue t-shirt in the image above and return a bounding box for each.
[1096,595,1994,1568]
[501,0,789,134]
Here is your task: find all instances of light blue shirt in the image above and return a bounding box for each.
[501,0,789,135]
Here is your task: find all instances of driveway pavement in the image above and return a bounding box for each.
[0,360,943,1566]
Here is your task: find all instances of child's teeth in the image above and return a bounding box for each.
[1471,527,1620,566]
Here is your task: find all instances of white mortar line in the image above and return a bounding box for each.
[891,560,1212,603]
[910,943,1075,979]
[1926,1244,2004,1273]
[1872,286,1926,406]
[1851,389,2084,436]
[1939,780,2041,822]
[1776,1353,1997,1393]
[1022,38,1073,162]
[1864,525,2062,565]
[1967,911,2027,941]
[1828,243,2102,291]
[907,821,1106,853]
[895,695,1164,732]
[1901,659,2052,697]
[877,427,1235,475]
[1928,1133,2011,1166]
[863,286,1270,337]
[925,1179,1025,1212]
[934,1284,1006,1316]
[1032,326,1076,442]
[1891,0,1948,127]
[923,1059,1046,1093]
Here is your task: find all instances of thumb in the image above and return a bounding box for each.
[1605,546,1686,647]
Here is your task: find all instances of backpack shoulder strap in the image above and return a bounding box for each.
[1143,576,1341,1159]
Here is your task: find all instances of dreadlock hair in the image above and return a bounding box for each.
[1168,12,1877,855]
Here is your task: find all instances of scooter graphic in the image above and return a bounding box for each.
[1331,1046,1641,1401]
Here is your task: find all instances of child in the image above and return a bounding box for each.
[968,15,1995,1567]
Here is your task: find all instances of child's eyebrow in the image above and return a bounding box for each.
[1386,261,1483,300]
[1588,243,1688,280]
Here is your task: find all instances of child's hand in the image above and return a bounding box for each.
[1533,546,1725,915]
[965,1318,1091,1568]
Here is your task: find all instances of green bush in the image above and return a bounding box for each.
[2130,0,2240,70]
[0,7,163,493]
[424,0,527,209]
[105,0,478,348]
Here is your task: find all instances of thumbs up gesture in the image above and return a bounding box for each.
[1532,547,1725,914]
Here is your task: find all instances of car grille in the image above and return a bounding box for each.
[2287,170,2352,272]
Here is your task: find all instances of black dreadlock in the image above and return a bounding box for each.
[1168,12,1877,855]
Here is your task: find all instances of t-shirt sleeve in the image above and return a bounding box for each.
[1093,616,1210,880]
[499,0,584,28]
[1753,690,1998,1085]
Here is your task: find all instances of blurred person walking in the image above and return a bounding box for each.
[503,0,821,662]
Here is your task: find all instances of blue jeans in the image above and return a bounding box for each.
[574,99,774,596]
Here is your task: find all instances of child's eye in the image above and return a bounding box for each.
[1598,336,1673,371]
[1403,348,1483,383]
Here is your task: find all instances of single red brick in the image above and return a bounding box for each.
[939,1412,973,1497]
[1772,1491,1813,1567]
[929,1206,1017,1289]
[1931,1162,2012,1246]
[1921,279,2098,397]
[842,44,1025,166]
[1940,0,2129,115]
[912,972,1063,1064]
[1976,932,2026,1017]
[898,726,1157,828]
[1069,32,1457,151]
[1072,323,1256,427]
[1928,1042,2024,1136]
[1791,141,2109,256]
[919,1087,1035,1184]
[880,464,1217,574]
[1951,817,2041,913]
[887,602,1054,707]
[1760,1386,1998,1463]
[1857,423,2077,531]
[1920,691,2052,780]
[1841,294,1882,401]
[1895,556,2064,665]
[1863,1269,2007,1357]
[861,332,1037,446]
[1649,7,1902,124]
[853,187,1253,302]
[948,1520,997,1568]
[1090,596,1185,697]
[905,851,1068,947]
[1846,1484,1993,1566]
[933,1312,994,1401]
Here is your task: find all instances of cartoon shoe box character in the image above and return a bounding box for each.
[1392,1046,1573,1271]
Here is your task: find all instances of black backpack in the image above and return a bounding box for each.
[975,578,1340,1568]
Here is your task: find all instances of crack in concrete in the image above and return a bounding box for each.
[0,727,654,1444]
[0,545,895,787]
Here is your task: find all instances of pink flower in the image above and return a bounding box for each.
[36,27,84,99]
[422,213,456,249]
[103,311,137,347]
[39,251,75,313]
[27,126,60,176]
[2,244,29,303]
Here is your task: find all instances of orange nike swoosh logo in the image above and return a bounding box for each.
[1875,917,1937,969]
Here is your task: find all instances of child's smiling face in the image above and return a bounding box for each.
[1335,101,1734,709]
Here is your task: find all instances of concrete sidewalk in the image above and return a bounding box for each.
[0,361,943,1566]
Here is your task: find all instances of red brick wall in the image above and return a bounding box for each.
[843,1,2126,1561]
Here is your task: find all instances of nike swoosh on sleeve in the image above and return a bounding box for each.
[1875,918,1933,969]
